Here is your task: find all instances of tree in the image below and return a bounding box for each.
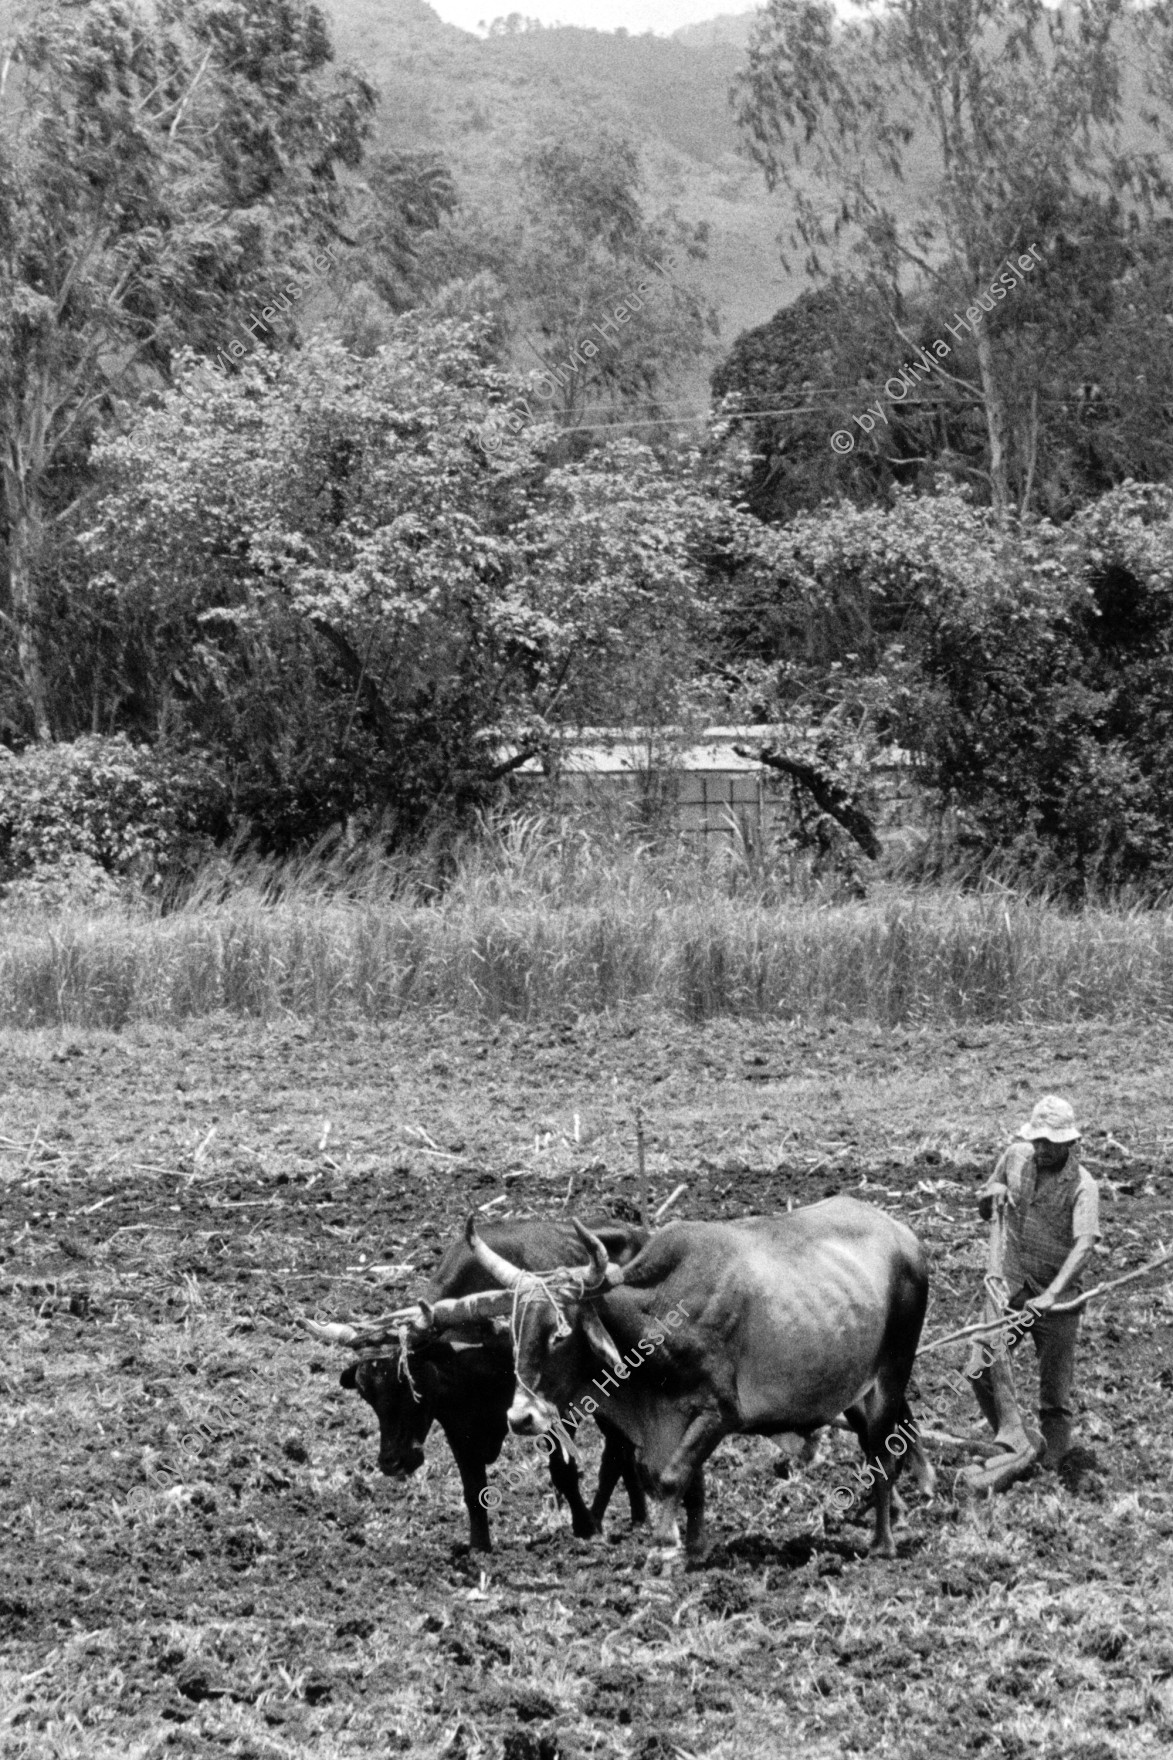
[733,0,1170,517]
[0,0,376,742]
[710,277,929,520]
[336,150,457,322]
[513,124,713,432]
[78,323,729,846]
[420,119,714,440]
[712,198,1173,523]
[1015,208,1173,517]
[485,15,546,35]
[713,480,1173,894]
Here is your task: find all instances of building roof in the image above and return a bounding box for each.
[502,726,913,776]
[507,726,776,777]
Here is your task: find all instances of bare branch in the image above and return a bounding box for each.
[735,743,881,860]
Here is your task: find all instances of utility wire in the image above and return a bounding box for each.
[498,391,1124,439]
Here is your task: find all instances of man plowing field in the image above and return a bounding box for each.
[964,1095,1101,1489]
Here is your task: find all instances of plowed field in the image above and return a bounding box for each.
[2,1013,1172,1759]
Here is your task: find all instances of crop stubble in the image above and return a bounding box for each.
[1,1012,1172,1759]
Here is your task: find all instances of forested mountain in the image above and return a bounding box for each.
[673,13,761,50]
[314,0,795,407]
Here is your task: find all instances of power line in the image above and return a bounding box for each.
[490,391,1124,439]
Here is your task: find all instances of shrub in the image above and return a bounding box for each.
[722,483,1173,896]
[0,736,227,884]
[0,851,126,914]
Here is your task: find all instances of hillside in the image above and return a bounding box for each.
[0,0,791,411]
[673,10,762,49]
[11,0,1157,426]
[317,0,798,408]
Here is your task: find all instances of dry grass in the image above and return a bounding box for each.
[3,818,1173,1030]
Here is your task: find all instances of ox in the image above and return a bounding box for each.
[331,1217,649,1553]
[466,1197,934,1558]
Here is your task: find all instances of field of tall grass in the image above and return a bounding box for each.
[3,816,1173,1029]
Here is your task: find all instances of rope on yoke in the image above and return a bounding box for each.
[396,1324,418,1396]
[504,1265,601,1466]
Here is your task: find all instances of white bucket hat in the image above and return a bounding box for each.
[1017,1095,1080,1143]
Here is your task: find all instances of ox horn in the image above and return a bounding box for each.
[301,1318,361,1346]
[301,1292,515,1352]
[465,1214,530,1290]
[431,1290,514,1326]
[572,1218,620,1286]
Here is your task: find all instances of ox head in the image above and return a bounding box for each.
[465,1214,628,1437]
[305,1288,514,1476]
[339,1353,433,1478]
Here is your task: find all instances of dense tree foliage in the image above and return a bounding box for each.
[712,483,1173,894]
[421,118,713,438]
[6,0,1173,895]
[712,204,1173,524]
[711,279,921,520]
[733,0,1173,518]
[78,324,740,847]
[700,0,1173,890]
[0,734,225,885]
[0,0,458,745]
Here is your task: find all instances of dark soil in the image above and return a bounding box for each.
[1,1012,1171,1757]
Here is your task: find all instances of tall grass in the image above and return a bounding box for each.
[4,816,1173,1028]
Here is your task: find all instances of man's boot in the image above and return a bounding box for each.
[985,1349,1037,1455]
[1039,1415,1072,1471]
[961,1352,1042,1490]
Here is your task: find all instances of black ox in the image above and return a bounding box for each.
[338,1217,649,1552]
[467,1197,935,1559]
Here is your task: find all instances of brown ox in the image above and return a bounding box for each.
[467,1196,934,1559]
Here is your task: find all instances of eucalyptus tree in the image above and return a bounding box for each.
[425,119,713,440]
[0,0,375,741]
[511,124,713,433]
[733,0,1172,517]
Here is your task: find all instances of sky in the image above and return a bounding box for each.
[429,1,760,34]
[428,2,875,37]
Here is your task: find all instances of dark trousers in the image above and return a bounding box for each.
[965,1292,1081,1467]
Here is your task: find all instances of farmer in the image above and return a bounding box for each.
[967,1095,1101,1473]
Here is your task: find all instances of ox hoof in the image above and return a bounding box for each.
[645,1546,685,1576]
[868,1536,897,1560]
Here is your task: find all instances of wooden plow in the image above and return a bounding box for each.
[916,1239,1173,1492]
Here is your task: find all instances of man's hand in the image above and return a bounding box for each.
[978,1182,1010,1220]
[1031,1237,1096,1312]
